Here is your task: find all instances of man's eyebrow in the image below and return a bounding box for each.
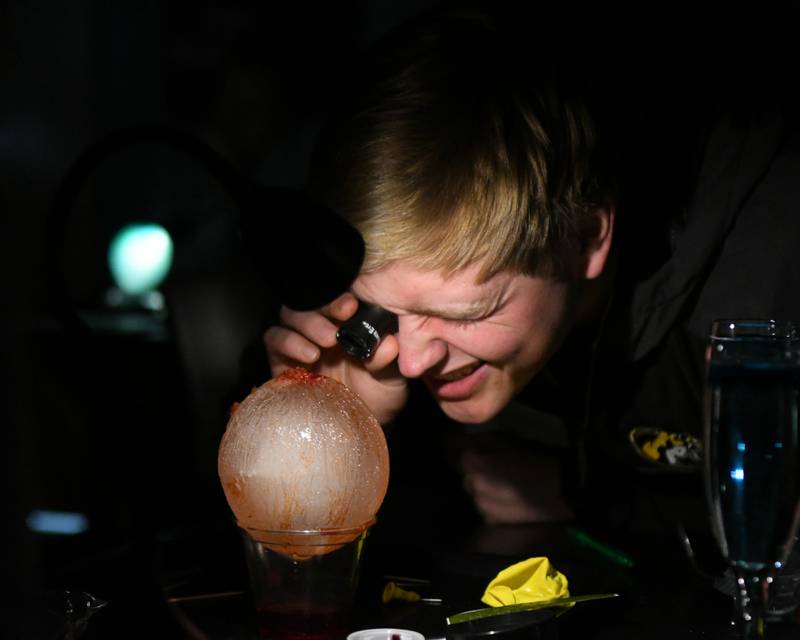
[405,290,506,320]
[406,302,491,319]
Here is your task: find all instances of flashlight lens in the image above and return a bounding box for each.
[337,328,376,359]
[336,303,398,360]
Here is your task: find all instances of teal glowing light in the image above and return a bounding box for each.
[27,509,89,535]
[108,223,173,295]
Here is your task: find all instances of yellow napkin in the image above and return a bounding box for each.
[481,557,569,607]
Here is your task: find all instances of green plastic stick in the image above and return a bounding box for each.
[567,527,635,568]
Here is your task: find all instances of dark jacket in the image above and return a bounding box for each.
[574,101,800,534]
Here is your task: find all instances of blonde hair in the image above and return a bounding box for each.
[309,9,614,281]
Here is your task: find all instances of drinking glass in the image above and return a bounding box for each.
[239,524,372,640]
[703,319,800,639]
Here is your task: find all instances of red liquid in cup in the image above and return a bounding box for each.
[256,603,348,640]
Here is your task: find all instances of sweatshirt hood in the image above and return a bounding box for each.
[627,109,785,361]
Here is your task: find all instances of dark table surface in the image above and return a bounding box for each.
[154,520,800,640]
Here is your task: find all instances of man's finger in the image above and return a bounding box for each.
[321,292,359,322]
[278,307,340,348]
[264,326,321,364]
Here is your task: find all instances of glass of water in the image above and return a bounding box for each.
[704,319,800,639]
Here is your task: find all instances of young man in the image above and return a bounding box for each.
[264,8,799,530]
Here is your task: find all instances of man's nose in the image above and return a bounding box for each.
[395,316,448,378]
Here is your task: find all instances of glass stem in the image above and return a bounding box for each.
[732,569,769,639]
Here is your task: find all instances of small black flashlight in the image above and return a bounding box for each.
[336,302,398,360]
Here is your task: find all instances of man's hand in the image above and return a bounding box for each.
[264,292,407,426]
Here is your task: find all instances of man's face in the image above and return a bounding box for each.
[352,261,580,424]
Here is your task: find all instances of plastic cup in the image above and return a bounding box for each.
[239,523,372,640]
[347,629,425,640]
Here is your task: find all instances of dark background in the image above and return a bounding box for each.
[2,2,798,637]
[2,2,436,635]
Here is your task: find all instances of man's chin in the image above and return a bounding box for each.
[437,398,503,425]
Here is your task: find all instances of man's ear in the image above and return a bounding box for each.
[580,205,615,280]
